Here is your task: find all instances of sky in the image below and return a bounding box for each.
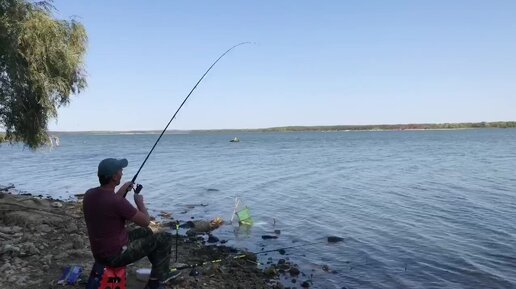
[48,0,516,131]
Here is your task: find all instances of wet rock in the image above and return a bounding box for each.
[291,278,296,283]
[289,267,300,276]
[207,234,219,243]
[301,280,311,288]
[274,229,281,235]
[264,266,277,277]
[322,264,330,272]
[327,236,344,243]
[262,235,278,240]
[277,259,286,265]
[278,249,286,255]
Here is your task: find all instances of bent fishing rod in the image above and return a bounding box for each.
[124,42,250,197]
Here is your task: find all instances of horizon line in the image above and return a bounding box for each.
[48,120,516,133]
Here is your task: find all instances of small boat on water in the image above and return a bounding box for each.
[229,137,240,143]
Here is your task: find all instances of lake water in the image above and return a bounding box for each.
[1,129,516,289]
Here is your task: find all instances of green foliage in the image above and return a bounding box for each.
[0,0,87,149]
[259,122,516,132]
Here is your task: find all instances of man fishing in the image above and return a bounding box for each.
[83,158,178,289]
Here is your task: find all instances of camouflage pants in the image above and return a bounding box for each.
[102,227,172,280]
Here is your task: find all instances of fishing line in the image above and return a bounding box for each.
[123,42,251,197]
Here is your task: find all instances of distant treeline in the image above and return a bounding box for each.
[10,121,516,139]
[257,121,516,132]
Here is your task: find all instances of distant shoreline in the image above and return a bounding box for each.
[50,121,516,135]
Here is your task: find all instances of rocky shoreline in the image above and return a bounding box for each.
[0,185,314,289]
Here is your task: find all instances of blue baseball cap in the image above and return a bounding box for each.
[97,158,128,177]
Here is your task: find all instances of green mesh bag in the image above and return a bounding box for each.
[236,207,253,225]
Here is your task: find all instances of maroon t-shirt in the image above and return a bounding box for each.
[83,187,137,260]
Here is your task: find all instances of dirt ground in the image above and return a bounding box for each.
[0,188,304,289]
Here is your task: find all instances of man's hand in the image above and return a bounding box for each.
[115,181,134,198]
[134,194,145,210]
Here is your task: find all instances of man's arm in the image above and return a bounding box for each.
[131,194,150,227]
[116,182,133,198]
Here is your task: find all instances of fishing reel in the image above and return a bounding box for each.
[134,184,143,195]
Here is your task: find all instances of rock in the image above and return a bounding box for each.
[301,281,311,288]
[0,262,11,271]
[278,249,286,255]
[51,202,63,208]
[322,264,330,272]
[54,252,68,260]
[207,234,219,243]
[22,242,39,255]
[42,254,52,265]
[277,259,286,265]
[61,242,74,250]
[2,244,20,255]
[264,266,277,277]
[65,222,78,233]
[0,226,22,234]
[7,275,17,283]
[289,267,300,276]
[262,235,278,240]
[36,224,51,233]
[70,234,84,249]
[327,236,344,243]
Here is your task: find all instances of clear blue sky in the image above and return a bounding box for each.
[48,0,516,131]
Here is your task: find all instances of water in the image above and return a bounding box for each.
[1,129,516,288]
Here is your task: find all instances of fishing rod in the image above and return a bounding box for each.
[255,236,343,255]
[168,236,344,272]
[124,42,250,197]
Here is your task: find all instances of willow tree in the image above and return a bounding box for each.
[0,0,87,149]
